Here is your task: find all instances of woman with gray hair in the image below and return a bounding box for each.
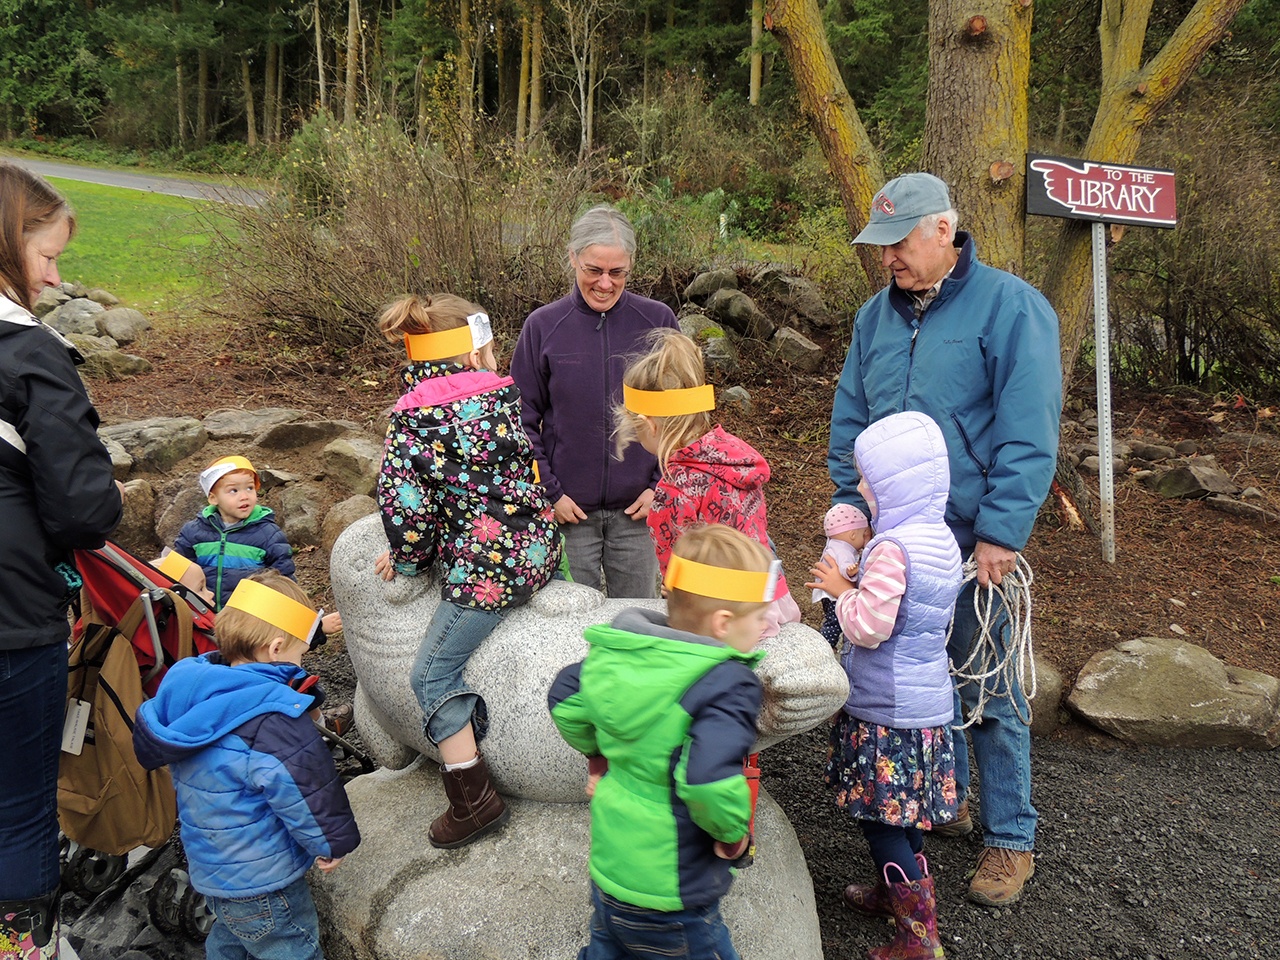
[511,204,679,597]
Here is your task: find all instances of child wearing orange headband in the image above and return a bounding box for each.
[372,293,561,849]
[549,524,773,960]
[613,328,802,637]
[134,572,360,960]
[173,454,294,611]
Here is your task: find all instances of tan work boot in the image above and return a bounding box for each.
[929,799,973,838]
[967,847,1035,906]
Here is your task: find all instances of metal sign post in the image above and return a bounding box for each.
[1026,154,1178,563]
[1091,221,1116,563]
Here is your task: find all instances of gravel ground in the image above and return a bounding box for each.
[67,711,1280,960]
[763,723,1280,960]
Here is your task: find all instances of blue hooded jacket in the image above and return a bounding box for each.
[133,653,360,898]
[829,233,1063,553]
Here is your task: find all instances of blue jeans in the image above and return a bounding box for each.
[0,644,66,900]
[948,579,1037,851]
[578,883,740,960]
[411,601,504,745]
[205,875,323,960]
[562,510,658,599]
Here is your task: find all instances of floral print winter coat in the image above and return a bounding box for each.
[377,360,560,611]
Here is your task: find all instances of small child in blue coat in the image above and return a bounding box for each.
[134,571,360,960]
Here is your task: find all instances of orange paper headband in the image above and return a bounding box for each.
[223,578,321,646]
[155,551,195,581]
[664,554,781,604]
[623,384,716,418]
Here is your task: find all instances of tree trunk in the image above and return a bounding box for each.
[585,37,596,155]
[415,56,429,145]
[458,0,475,129]
[172,0,187,148]
[275,42,285,141]
[922,1,1033,277]
[345,0,360,124]
[174,61,187,148]
[516,14,531,142]
[475,21,486,117]
[240,54,258,147]
[529,0,544,136]
[196,47,209,146]
[1043,0,1250,382]
[642,9,651,107]
[749,0,762,106]
[264,38,278,143]
[764,0,885,288]
[315,0,328,111]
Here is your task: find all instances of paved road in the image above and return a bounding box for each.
[1,154,266,206]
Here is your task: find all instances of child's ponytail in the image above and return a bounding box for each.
[377,293,482,342]
[613,328,712,472]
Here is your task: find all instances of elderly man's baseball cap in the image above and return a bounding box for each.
[853,172,953,246]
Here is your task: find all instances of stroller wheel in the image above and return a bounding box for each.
[179,887,214,942]
[146,867,189,935]
[64,846,128,899]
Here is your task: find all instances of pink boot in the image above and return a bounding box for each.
[866,860,944,960]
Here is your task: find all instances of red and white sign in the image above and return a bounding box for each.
[1026,154,1176,229]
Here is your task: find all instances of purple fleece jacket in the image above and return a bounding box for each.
[510,284,679,513]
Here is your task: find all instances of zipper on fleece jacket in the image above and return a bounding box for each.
[597,310,611,510]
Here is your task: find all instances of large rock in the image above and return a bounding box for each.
[257,419,361,450]
[321,435,383,497]
[705,288,775,341]
[80,350,153,380]
[96,307,151,345]
[156,486,209,548]
[312,764,823,960]
[1066,637,1280,749]
[321,495,378,557]
[33,286,70,317]
[330,514,849,802]
[115,479,160,557]
[277,481,326,548]
[772,326,822,372]
[100,417,208,473]
[1152,462,1240,499]
[683,268,738,304]
[44,298,105,335]
[753,271,833,329]
[1029,653,1063,739]
[203,407,311,440]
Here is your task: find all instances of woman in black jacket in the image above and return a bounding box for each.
[0,162,122,958]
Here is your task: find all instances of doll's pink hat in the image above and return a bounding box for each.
[825,503,869,536]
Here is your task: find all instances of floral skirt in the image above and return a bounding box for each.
[824,713,959,830]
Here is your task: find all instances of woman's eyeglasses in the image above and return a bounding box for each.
[578,264,630,280]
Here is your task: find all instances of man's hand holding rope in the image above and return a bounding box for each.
[949,542,1037,729]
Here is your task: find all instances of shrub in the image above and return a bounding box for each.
[198,116,595,352]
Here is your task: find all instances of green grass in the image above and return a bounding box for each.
[47,177,230,315]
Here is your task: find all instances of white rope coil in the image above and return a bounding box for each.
[947,552,1037,730]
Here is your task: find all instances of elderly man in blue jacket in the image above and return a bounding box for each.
[829,172,1063,907]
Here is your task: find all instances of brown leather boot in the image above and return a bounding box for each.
[429,752,510,849]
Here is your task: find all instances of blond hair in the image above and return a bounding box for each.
[666,524,773,624]
[215,571,314,663]
[377,293,484,344]
[613,328,711,472]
